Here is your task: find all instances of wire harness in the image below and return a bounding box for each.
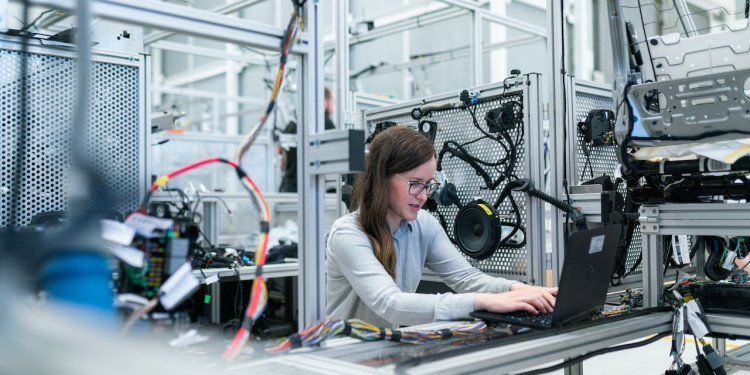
[233,1,305,165]
[265,319,488,354]
[131,157,271,359]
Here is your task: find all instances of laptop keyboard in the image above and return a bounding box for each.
[501,311,553,327]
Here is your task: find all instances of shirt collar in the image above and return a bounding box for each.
[392,220,413,238]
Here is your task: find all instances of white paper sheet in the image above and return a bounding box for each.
[101,219,135,245]
[159,262,200,310]
[107,243,145,268]
[125,213,173,238]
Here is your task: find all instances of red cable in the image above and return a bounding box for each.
[223,327,248,359]
[149,157,223,192]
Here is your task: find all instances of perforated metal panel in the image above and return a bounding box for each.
[572,80,642,277]
[364,78,545,282]
[1,40,145,227]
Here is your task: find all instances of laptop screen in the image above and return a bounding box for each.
[552,225,622,326]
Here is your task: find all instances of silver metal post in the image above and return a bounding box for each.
[471,9,483,85]
[335,0,349,130]
[564,361,583,375]
[202,201,218,246]
[642,232,663,308]
[674,0,698,37]
[527,74,546,286]
[547,0,566,286]
[297,0,327,329]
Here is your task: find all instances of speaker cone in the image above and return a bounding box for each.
[454,200,502,260]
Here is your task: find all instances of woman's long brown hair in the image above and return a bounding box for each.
[351,126,436,279]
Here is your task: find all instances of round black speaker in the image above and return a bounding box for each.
[454,200,502,260]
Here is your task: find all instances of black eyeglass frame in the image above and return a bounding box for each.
[394,173,440,196]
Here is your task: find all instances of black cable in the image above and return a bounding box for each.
[437,143,494,188]
[663,235,673,277]
[18,8,57,33]
[460,134,493,148]
[617,83,640,179]
[436,122,518,190]
[163,187,190,216]
[444,139,508,168]
[527,186,586,230]
[491,109,520,179]
[580,140,595,180]
[192,191,203,223]
[688,235,703,264]
[468,105,512,159]
[559,0,572,234]
[512,331,671,375]
[490,180,531,247]
[438,143,510,189]
[432,91,525,251]
[693,333,701,354]
[467,104,496,139]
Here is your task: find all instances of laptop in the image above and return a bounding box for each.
[471,225,622,329]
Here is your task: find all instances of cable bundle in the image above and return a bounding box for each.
[233,1,305,165]
[430,93,527,251]
[222,0,305,359]
[265,319,488,354]
[132,157,271,358]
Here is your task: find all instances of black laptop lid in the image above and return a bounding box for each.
[552,225,622,326]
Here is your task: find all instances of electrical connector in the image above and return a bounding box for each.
[459,89,478,105]
[703,344,727,375]
[679,363,697,375]
[695,354,713,375]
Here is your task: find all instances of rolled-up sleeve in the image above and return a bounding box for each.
[424,217,517,295]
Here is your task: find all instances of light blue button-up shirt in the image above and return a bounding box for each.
[326,209,516,328]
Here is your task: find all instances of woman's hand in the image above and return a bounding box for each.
[474,284,558,314]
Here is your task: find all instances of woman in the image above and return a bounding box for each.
[326,126,557,328]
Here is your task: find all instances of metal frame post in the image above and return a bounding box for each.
[471,9,483,85]
[526,74,547,286]
[335,0,349,129]
[642,232,663,308]
[547,0,567,286]
[297,0,327,330]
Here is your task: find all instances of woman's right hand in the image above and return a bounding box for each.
[474,287,557,314]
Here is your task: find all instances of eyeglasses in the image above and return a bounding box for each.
[394,173,440,196]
